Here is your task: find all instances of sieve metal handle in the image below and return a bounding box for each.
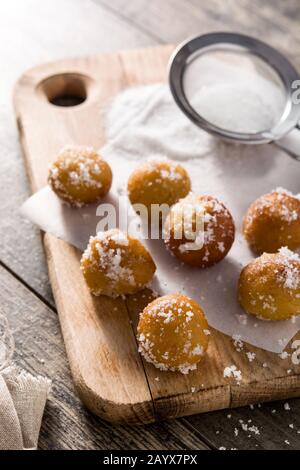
[272,123,300,161]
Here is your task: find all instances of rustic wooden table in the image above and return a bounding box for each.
[1,0,300,450]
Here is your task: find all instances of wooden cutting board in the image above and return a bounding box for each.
[13,45,300,424]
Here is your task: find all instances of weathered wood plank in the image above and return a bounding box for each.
[97,0,218,43]
[98,0,300,55]
[186,398,300,450]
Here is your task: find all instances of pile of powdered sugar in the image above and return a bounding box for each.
[104,84,213,162]
[190,83,276,133]
[277,247,300,290]
[183,55,285,133]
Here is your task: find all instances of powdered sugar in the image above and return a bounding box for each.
[223,365,242,383]
[249,188,300,224]
[277,247,300,290]
[189,84,276,133]
[183,54,285,133]
[275,187,300,201]
[246,352,256,363]
[145,156,184,181]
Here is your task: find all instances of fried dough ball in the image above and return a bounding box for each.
[127,157,191,220]
[80,229,156,297]
[137,293,210,374]
[243,188,300,254]
[48,146,112,207]
[163,193,235,267]
[238,247,300,320]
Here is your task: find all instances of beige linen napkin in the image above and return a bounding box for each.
[0,366,51,449]
[0,313,51,449]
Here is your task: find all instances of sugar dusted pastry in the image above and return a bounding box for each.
[243,188,300,254]
[48,145,112,207]
[80,229,156,297]
[238,248,300,320]
[127,156,191,220]
[137,293,210,374]
[163,193,235,267]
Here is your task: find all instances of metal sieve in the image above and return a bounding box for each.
[169,32,300,160]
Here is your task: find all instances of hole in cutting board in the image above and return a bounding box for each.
[38,73,90,107]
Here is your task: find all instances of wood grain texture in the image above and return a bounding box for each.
[14,44,300,425]
[97,0,300,55]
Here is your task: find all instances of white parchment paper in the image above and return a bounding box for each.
[21,84,300,353]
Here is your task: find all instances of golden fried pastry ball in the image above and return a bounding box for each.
[48,146,112,207]
[243,188,300,254]
[137,293,210,374]
[238,248,300,320]
[127,157,191,220]
[164,193,235,268]
[80,229,156,297]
